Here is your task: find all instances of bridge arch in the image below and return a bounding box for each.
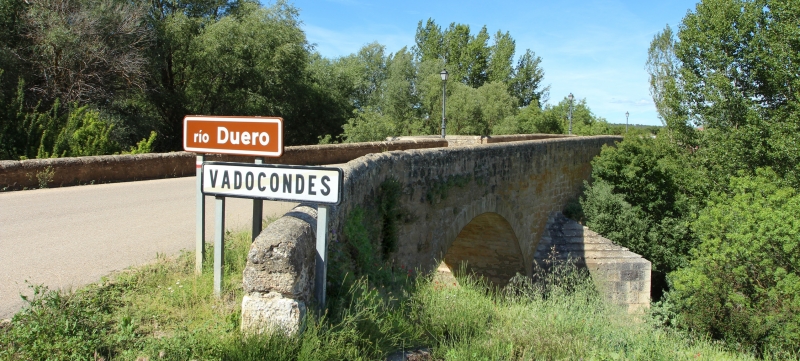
[443,212,526,286]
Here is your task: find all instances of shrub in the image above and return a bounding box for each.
[580,134,702,297]
[124,131,157,154]
[47,105,119,157]
[669,168,800,357]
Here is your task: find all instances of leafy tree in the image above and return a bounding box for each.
[0,71,25,159]
[46,106,119,158]
[20,0,151,106]
[578,3,800,350]
[0,0,27,89]
[473,81,517,135]
[341,107,395,143]
[443,82,482,136]
[348,42,388,110]
[669,168,800,357]
[518,103,559,134]
[512,49,549,107]
[413,18,443,63]
[645,25,692,144]
[414,21,490,88]
[304,52,362,143]
[381,47,421,136]
[144,0,352,147]
[649,0,800,188]
[413,19,549,108]
[515,96,610,136]
[493,102,559,135]
[493,96,612,136]
[487,31,515,84]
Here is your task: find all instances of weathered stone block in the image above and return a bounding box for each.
[242,205,317,302]
[241,292,307,335]
[534,212,651,313]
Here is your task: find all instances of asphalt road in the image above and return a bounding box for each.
[0,177,297,319]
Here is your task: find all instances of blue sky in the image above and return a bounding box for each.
[286,0,699,126]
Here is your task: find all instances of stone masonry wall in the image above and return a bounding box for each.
[534,212,651,313]
[241,135,634,333]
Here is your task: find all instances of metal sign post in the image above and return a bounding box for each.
[195,155,205,274]
[315,205,329,311]
[252,157,264,242]
[214,196,226,297]
[200,162,342,304]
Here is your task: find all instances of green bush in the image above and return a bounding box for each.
[47,105,119,158]
[123,131,157,155]
[0,84,123,159]
[580,134,702,297]
[669,168,800,357]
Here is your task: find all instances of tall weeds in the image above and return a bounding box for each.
[0,227,764,360]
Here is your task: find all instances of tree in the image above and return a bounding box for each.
[146,0,265,147]
[414,20,490,88]
[487,31,515,84]
[536,96,610,136]
[144,0,349,147]
[474,81,516,135]
[413,19,549,109]
[341,107,395,143]
[20,0,151,106]
[645,25,692,143]
[0,0,27,89]
[349,42,388,110]
[381,47,421,136]
[512,49,549,107]
[413,18,443,63]
[649,0,800,188]
[670,168,800,356]
[575,134,705,301]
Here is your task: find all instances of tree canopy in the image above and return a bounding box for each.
[1,1,604,158]
[581,0,800,354]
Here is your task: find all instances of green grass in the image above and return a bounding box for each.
[0,224,770,361]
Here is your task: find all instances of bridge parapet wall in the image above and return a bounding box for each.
[388,134,575,147]
[242,135,634,333]
[0,139,446,191]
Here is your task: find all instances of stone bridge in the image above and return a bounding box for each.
[240,135,651,333]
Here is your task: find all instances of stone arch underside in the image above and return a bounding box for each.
[443,212,526,286]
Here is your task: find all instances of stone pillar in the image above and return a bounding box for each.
[241,205,318,334]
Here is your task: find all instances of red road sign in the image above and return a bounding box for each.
[183,116,283,157]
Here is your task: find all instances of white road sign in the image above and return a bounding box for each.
[202,162,342,204]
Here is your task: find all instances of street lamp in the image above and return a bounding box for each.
[440,69,449,138]
[567,93,574,135]
[625,111,629,133]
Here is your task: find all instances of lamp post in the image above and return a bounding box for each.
[440,69,448,138]
[625,111,629,133]
[567,93,574,135]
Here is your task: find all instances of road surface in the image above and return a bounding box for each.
[0,177,297,319]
